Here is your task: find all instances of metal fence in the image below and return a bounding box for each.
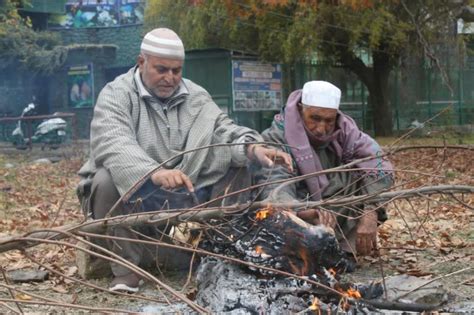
[287,62,474,134]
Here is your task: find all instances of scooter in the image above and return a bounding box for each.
[12,103,68,150]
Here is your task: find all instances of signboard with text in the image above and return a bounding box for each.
[232,60,283,111]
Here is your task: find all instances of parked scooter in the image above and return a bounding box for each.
[12,102,68,150]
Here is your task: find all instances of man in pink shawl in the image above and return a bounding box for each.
[258,81,394,259]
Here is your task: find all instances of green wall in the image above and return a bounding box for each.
[55,24,143,69]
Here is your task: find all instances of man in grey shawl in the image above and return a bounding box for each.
[257,80,393,265]
[76,28,292,292]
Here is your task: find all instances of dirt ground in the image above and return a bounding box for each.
[0,139,472,313]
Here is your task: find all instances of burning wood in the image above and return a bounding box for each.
[195,205,390,311]
[309,297,321,314]
[203,206,351,277]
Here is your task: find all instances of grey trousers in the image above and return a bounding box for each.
[78,167,251,277]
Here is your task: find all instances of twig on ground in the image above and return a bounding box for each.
[448,193,474,210]
[0,266,23,314]
[379,247,427,252]
[375,245,388,301]
[17,233,208,313]
[406,198,440,255]
[0,298,133,313]
[181,231,202,292]
[392,201,419,260]
[22,250,167,304]
[461,277,474,285]
[0,301,21,314]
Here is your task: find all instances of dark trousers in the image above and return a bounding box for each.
[78,167,250,276]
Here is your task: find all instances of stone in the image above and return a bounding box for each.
[75,240,112,280]
[381,274,448,305]
[31,158,52,164]
[7,269,49,283]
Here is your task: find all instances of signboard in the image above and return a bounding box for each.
[47,0,144,29]
[232,60,283,111]
[67,64,94,108]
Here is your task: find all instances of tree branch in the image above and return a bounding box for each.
[0,185,472,253]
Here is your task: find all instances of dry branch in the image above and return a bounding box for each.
[0,185,472,254]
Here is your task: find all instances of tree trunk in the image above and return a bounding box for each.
[367,50,394,137]
[338,49,394,136]
[367,76,393,136]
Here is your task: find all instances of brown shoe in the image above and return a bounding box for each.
[109,273,143,293]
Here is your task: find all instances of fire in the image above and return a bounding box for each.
[254,245,272,259]
[337,286,362,299]
[345,287,362,299]
[309,297,321,314]
[255,205,272,220]
[256,210,269,220]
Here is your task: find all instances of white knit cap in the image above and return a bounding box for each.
[301,81,341,109]
[140,28,185,60]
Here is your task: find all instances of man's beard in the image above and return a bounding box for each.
[303,124,340,148]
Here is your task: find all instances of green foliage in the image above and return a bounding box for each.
[145,0,260,54]
[145,0,461,64]
[145,0,466,136]
[146,1,415,62]
[0,0,64,74]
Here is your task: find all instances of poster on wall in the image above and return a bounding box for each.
[232,60,283,112]
[47,0,144,29]
[67,64,94,108]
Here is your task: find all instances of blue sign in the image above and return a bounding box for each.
[232,60,283,111]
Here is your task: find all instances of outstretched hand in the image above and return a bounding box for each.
[296,208,337,229]
[151,169,194,192]
[356,211,378,256]
[247,144,293,172]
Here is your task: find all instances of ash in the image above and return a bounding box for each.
[195,257,370,314]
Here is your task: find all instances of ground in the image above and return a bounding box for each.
[0,137,472,313]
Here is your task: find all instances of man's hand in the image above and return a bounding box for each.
[247,144,293,172]
[297,209,337,229]
[151,169,194,192]
[356,211,378,256]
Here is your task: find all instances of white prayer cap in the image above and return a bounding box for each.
[140,28,185,60]
[301,81,341,109]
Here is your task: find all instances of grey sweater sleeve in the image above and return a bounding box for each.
[90,84,158,196]
[256,120,299,202]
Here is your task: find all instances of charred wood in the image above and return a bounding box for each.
[202,206,350,277]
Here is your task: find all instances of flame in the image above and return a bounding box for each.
[256,204,273,220]
[337,286,362,302]
[256,210,269,220]
[255,245,263,254]
[345,287,362,299]
[309,297,321,314]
